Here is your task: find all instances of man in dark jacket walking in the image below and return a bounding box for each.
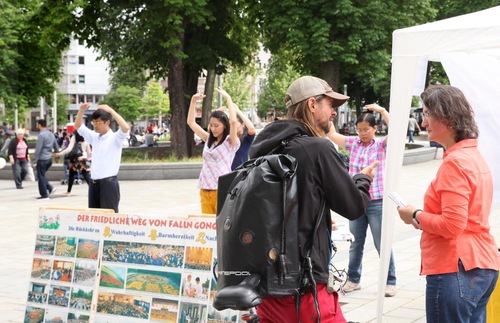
[250,76,378,322]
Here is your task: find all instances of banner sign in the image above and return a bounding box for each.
[25,207,249,323]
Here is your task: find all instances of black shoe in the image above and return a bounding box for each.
[49,187,57,196]
[16,187,23,189]
[36,197,50,200]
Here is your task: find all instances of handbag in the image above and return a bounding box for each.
[27,164,35,182]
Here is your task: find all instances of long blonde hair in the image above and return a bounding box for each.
[286,95,324,137]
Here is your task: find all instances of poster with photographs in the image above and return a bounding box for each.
[25,207,111,323]
[26,208,251,323]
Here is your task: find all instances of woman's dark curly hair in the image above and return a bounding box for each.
[420,85,478,142]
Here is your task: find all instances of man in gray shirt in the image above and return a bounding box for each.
[34,119,59,200]
[407,114,421,143]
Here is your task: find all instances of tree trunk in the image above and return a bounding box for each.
[168,19,188,160]
[183,64,201,157]
[202,69,216,129]
[318,61,341,91]
[168,56,188,159]
[318,61,342,127]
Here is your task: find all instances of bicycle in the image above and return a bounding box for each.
[328,241,349,295]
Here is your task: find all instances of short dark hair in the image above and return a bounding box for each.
[92,109,112,122]
[37,119,47,127]
[356,112,377,127]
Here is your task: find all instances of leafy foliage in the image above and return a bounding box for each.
[219,66,256,109]
[109,57,148,91]
[142,81,170,119]
[0,0,77,123]
[100,86,143,122]
[257,58,300,118]
[251,0,437,108]
[72,0,259,158]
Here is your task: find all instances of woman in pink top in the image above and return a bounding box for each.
[397,85,500,322]
[187,87,240,214]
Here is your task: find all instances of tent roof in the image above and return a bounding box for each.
[393,6,500,58]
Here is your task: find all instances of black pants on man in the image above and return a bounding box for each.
[89,176,120,213]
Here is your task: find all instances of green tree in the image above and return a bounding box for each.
[220,65,256,109]
[54,91,70,127]
[0,0,19,109]
[1,0,76,122]
[109,57,147,91]
[250,0,436,110]
[142,81,170,121]
[434,0,500,19]
[257,58,300,119]
[73,0,258,158]
[100,86,143,123]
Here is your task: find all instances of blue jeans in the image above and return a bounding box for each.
[408,130,415,143]
[426,260,498,323]
[12,159,29,188]
[36,159,54,198]
[347,199,397,285]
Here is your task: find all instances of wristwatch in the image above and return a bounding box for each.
[412,209,422,228]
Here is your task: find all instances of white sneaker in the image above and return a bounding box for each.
[385,285,397,297]
[343,280,361,293]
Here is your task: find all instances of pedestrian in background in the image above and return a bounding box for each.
[408,113,421,143]
[55,131,92,196]
[328,104,397,297]
[8,129,30,189]
[397,85,500,322]
[187,87,239,214]
[33,119,59,200]
[75,103,129,213]
[1,131,12,155]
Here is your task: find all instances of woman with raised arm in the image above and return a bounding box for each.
[328,104,397,297]
[187,87,240,214]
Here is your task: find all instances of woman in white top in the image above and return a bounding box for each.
[55,131,92,195]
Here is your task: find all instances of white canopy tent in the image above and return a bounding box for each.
[377,6,500,321]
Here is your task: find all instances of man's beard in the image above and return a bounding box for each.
[321,119,332,135]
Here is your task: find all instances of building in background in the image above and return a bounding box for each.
[28,38,111,132]
[57,38,111,122]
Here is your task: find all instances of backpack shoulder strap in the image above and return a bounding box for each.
[267,134,304,155]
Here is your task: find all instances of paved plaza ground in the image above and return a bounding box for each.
[1,154,499,322]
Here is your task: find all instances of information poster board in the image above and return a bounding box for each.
[25,207,249,323]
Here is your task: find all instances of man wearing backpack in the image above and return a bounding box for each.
[250,76,377,322]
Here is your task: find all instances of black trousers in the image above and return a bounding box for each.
[68,168,90,193]
[88,176,120,213]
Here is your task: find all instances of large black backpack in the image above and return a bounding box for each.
[213,136,325,317]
